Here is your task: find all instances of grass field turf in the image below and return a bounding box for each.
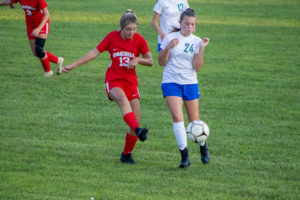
[0,0,299,199]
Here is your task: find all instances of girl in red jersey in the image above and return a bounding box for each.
[0,0,64,77]
[63,10,153,164]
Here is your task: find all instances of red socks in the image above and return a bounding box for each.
[40,57,51,72]
[40,52,58,72]
[122,112,140,155]
[123,132,138,155]
[46,51,58,64]
[123,112,138,130]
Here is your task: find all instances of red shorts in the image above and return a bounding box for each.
[105,79,140,101]
[26,21,49,40]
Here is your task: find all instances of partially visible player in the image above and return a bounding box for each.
[9,2,14,8]
[63,10,153,164]
[0,0,64,77]
[159,8,210,168]
[152,0,189,52]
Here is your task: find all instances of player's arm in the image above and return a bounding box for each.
[158,38,179,66]
[152,12,165,40]
[129,52,153,69]
[192,38,209,72]
[63,48,100,72]
[0,0,12,6]
[31,7,49,37]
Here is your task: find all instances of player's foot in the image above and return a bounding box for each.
[200,142,210,164]
[179,147,190,168]
[44,71,53,77]
[135,127,148,142]
[56,57,64,75]
[120,153,136,164]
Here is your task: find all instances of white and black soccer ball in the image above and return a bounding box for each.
[186,120,209,143]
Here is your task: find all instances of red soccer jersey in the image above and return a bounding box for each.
[13,0,48,28]
[96,31,150,84]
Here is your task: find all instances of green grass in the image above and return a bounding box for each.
[0,0,300,199]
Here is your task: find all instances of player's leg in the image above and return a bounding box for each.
[166,96,188,150]
[162,83,190,168]
[109,86,132,114]
[29,37,52,76]
[166,96,190,168]
[108,85,146,137]
[37,22,64,75]
[183,85,210,164]
[120,98,140,164]
[108,86,136,164]
[184,99,200,122]
[39,23,64,75]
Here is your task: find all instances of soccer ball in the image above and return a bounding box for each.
[186,120,209,143]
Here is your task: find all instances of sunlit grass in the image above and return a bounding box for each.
[1,8,299,28]
[0,0,299,199]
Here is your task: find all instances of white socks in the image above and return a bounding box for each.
[173,121,187,150]
[199,141,205,146]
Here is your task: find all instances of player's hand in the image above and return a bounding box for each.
[200,38,210,47]
[31,28,41,37]
[166,38,179,50]
[128,57,139,69]
[160,33,166,40]
[62,65,72,73]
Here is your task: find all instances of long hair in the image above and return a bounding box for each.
[120,9,139,30]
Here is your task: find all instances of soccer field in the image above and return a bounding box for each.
[0,0,299,199]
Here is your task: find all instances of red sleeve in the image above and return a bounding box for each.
[138,34,150,55]
[96,32,113,53]
[38,0,48,10]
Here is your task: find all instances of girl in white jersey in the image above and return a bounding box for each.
[159,8,210,168]
[152,0,189,52]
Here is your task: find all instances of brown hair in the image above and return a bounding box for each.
[120,9,139,30]
[172,8,197,32]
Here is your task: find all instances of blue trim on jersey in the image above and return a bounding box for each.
[161,83,200,100]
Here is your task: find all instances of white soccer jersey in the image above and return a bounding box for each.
[161,31,202,85]
[153,0,189,43]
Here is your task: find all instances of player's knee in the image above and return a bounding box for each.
[35,46,46,58]
[116,95,128,105]
[172,114,183,122]
[35,38,46,58]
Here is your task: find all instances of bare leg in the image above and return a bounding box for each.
[166,96,184,122]
[184,99,200,123]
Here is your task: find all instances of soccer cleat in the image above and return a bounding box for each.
[179,147,190,168]
[44,71,53,77]
[200,142,210,164]
[120,153,136,164]
[56,57,64,75]
[135,127,148,142]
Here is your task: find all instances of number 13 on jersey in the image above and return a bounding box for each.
[119,57,130,67]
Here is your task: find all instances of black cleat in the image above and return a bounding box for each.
[179,147,190,168]
[135,127,148,142]
[120,153,136,164]
[200,142,210,164]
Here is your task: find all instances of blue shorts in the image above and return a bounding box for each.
[161,83,200,100]
[157,43,161,52]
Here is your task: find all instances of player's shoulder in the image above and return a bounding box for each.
[133,32,146,41]
[104,30,120,39]
[166,31,180,39]
[190,34,202,42]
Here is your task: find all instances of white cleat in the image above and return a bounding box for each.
[56,57,64,75]
[44,71,53,77]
